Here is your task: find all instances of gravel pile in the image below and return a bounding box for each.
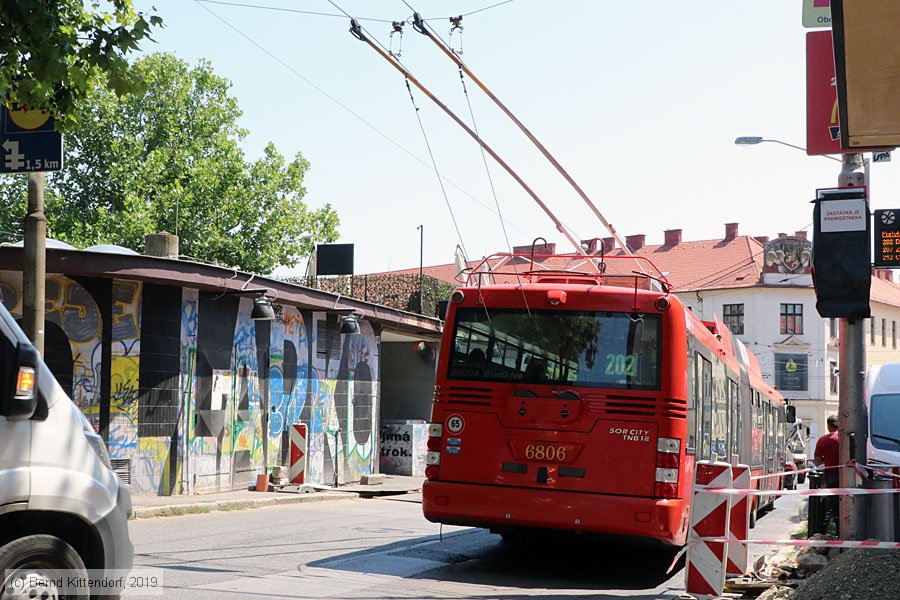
[790,549,900,600]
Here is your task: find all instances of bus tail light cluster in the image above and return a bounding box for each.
[426,423,442,479]
[654,437,681,499]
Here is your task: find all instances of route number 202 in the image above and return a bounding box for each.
[604,353,635,376]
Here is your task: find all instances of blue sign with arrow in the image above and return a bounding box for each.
[0,106,63,173]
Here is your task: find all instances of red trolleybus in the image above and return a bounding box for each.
[422,250,791,545]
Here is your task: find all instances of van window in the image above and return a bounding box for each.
[870,394,900,450]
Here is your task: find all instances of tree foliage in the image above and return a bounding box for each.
[0,0,162,129]
[0,53,339,273]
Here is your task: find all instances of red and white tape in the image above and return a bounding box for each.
[667,536,900,574]
[694,485,900,497]
[750,463,846,482]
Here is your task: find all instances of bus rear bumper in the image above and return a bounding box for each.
[423,480,688,546]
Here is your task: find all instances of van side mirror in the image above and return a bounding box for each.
[2,342,39,421]
[785,405,796,423]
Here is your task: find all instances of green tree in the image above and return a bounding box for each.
[0,0,162,129]
[0,53,339,273]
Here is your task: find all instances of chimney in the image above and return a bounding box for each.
[512,242,556,255]
[754,236,769,245]
[664,229,682,246]
[795,231,808,240]
[144,232,179,259]
[581,238,600,254]
[778,232,788,238]
[625,234,645,251]
[724,222,739,240]
[601,237,615,254]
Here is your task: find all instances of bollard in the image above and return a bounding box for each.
[807,470,826,535]
[866,475,895,541]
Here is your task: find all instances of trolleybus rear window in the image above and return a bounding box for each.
[447,308,661,390]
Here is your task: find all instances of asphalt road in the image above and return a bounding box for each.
[129,491,806,599]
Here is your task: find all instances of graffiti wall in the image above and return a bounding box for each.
[0,271,381,495]
[310,313,379,485]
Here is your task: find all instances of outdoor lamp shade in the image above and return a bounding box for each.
[340,314,361,334]
[251,296,276,320]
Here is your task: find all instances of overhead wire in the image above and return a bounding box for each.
[403,78,471,264]
[323,0,472,261]
[340,5,593,262]
[192,0,533,240]
[195,0,391,21]
[424,0,519,20]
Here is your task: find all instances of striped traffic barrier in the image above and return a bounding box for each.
[685,460,733,599]
[726,464,751,578]
[289,422,308,484]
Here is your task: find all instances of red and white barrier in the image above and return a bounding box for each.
[289,422,308,484]
[685,460,733,599]
[726,464,750,578]
[695,485,900,497]
[693,537,900,550]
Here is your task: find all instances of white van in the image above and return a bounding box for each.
[0,300,133,598]
[865,363,900,466]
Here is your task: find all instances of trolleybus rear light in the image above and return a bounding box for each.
[426,451,441,466]
[655,467,679,484]
[654,482,678,499]
[427,437,441,451]
[451,290,465,304]
[425,465,439,480]
[656,453,679,469]
[657,437,680,453]
[428,423,443,438]
[654,297,670,312]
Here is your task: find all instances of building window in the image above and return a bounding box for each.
[829,318,837,338]
[883,319,887,347]
[871,318,876,345]
[780,304,803,335]
[894,321,897,350]
[723,304,744,335]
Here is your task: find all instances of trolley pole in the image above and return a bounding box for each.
[837,152,867,540]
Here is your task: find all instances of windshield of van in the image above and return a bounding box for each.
[871,394,900,450]
[447,308,661,390]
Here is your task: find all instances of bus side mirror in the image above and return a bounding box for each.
[785,405,797,423]
[2,342,39,422]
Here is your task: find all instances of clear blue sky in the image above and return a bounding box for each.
[130,0,897,275]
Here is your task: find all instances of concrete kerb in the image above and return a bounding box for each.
[130,491,360,519]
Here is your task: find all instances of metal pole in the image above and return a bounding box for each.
[837,152,867,540]
[23,171,46,354]
[418,224,424,313]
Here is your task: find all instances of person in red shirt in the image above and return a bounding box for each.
[814,414,840,485]
[813,414,840,533]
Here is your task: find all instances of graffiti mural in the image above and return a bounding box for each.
[310,313,379,485]
[0,271,103,430]
[267,306,310,467]
[108,280,141,460]
[231,297,264,489]
[0,266,385,495]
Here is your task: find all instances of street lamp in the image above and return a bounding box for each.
[735,133,869,539]
[734,136,843,162]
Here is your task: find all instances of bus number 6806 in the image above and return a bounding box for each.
[524,444,567,461]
